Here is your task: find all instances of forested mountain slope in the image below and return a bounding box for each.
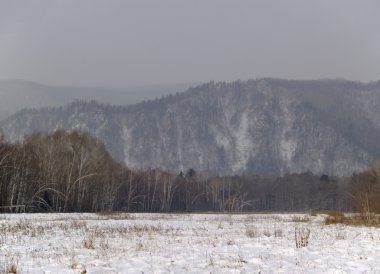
[1,79,379,176]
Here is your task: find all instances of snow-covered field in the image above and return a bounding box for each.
[1,213,380,273]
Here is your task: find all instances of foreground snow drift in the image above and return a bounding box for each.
[1,213,380,273]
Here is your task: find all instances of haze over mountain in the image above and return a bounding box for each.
[0,79,195,120]
[1,78,379,176]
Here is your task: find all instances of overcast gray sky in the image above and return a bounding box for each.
[0,0,379,86]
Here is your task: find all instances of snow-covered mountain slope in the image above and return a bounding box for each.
[1,79,380,176]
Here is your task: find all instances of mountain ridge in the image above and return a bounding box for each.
[0,79,195,120]
[1,78,379,176]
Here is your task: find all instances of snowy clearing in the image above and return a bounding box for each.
[1,213,380,273]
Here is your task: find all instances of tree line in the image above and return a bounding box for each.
[0,130,373,213]
[349,157,380,214]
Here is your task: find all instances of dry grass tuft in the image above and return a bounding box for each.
[227,239,235,245]
[96,211,135,220]
[70,220,87,230]
[1,257,18,274]
[70,253,77,269]
[245,225,259,238]
[292,215,311,223]
[6,263,17,274]
[263,228,271,237]
[83,238,95,249]
[274,228,283,238]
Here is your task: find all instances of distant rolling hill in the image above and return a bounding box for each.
[1,78,380,176]
[0,79,195,120]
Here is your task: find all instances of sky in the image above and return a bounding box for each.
[0,0,379,86]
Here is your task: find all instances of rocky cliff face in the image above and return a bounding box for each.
[1,79,379,176]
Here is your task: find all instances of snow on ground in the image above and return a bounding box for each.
[1,213,380,273]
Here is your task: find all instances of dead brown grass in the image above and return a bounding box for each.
[2,257,18,274]
[6,263,17,274]
[324,211,347,225]
[324,211,380,227]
